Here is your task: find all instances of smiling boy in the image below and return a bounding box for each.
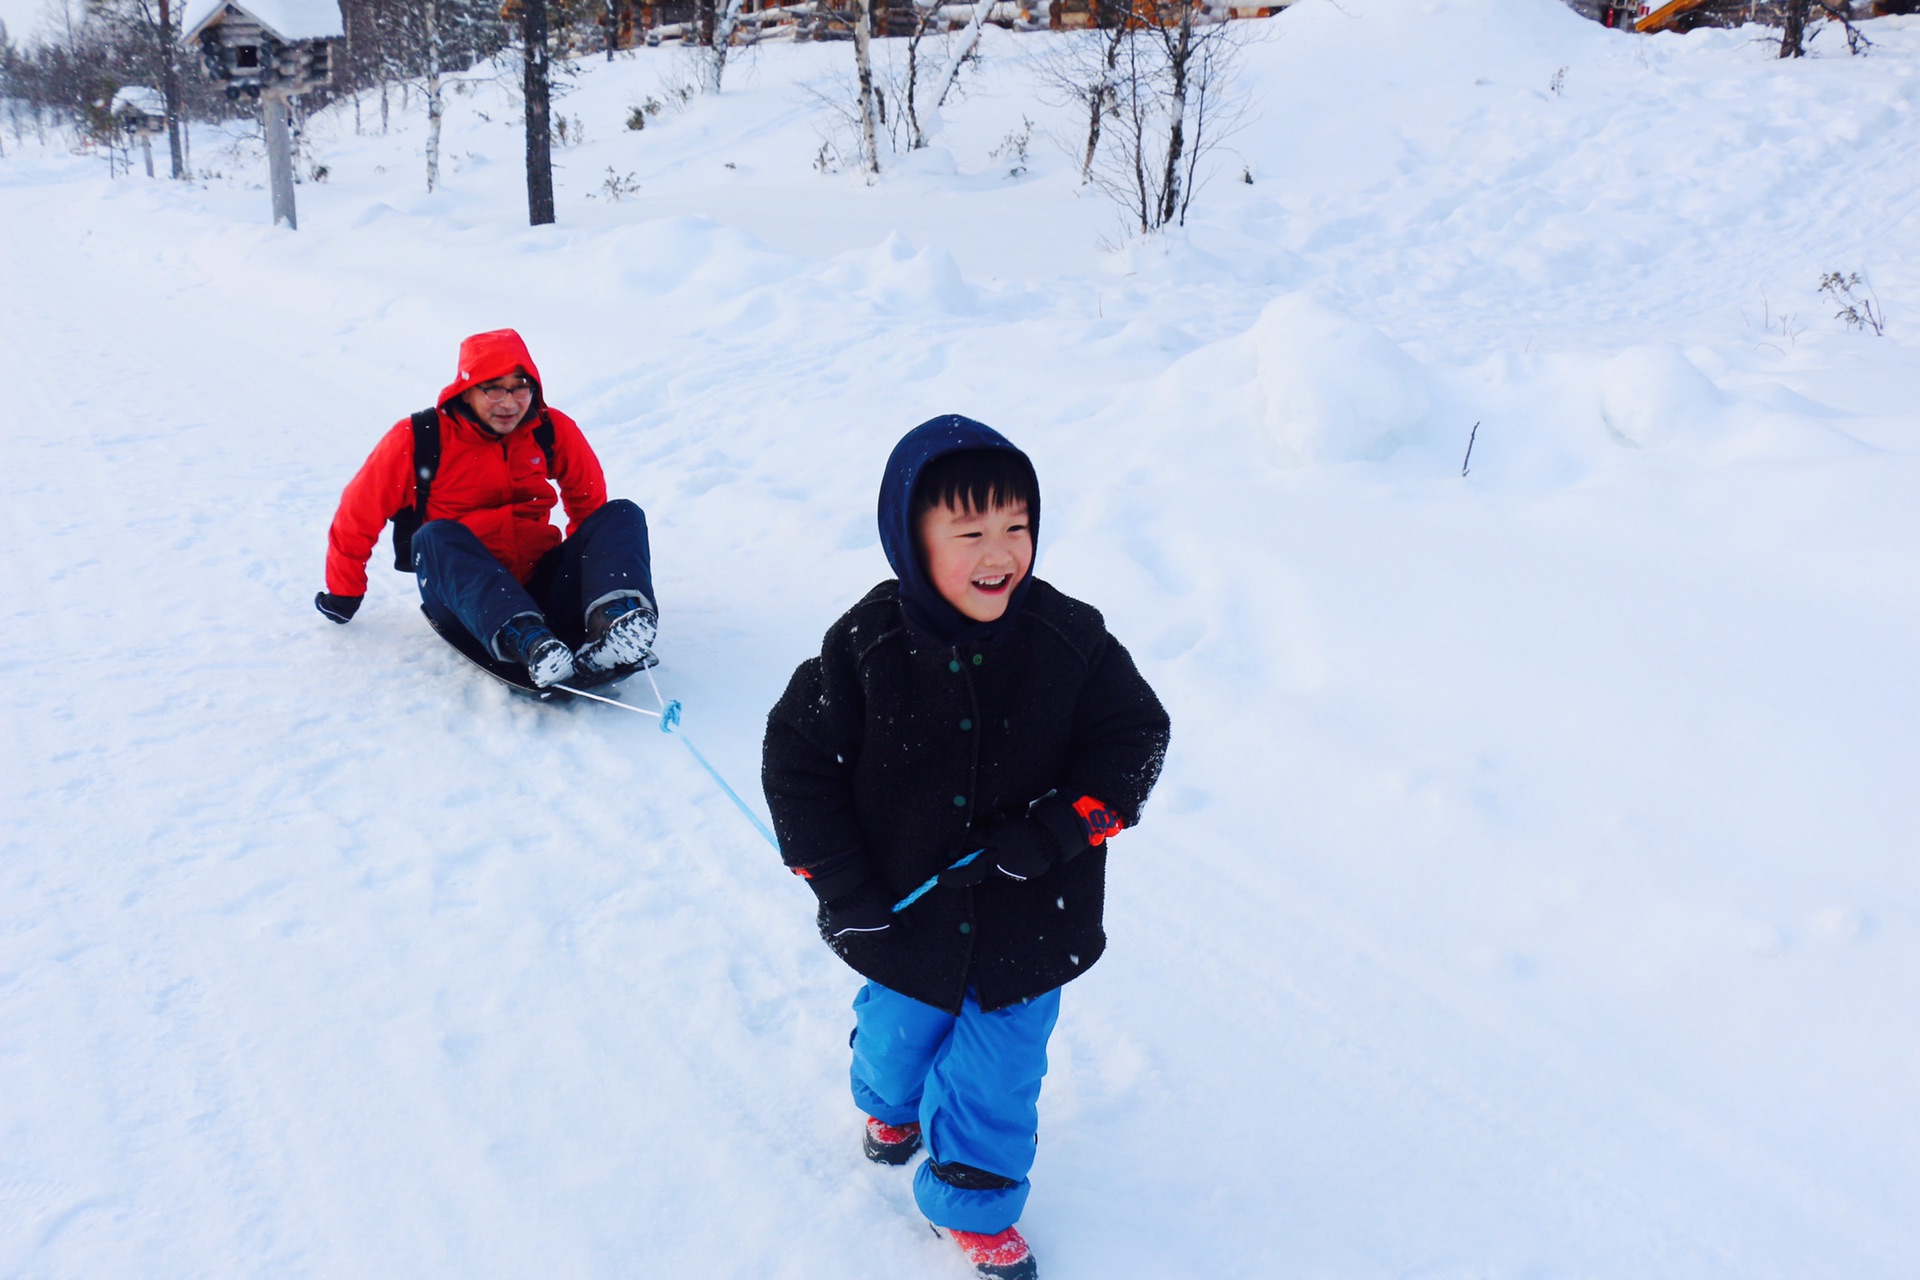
[762,415,1170,1278]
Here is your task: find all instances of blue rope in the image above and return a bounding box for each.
[656,699,781,850]
[891,850,982,913]
[579,679,979,914]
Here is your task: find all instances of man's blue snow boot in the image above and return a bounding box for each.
[495,613,575,687]
[577,595,657,674]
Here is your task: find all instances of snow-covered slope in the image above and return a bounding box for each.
[4,2,1918,1276]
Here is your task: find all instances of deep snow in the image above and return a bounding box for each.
[4,2,1919,1277]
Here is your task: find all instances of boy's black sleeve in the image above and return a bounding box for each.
[1060,633,1171,827]
[762,631,875,890]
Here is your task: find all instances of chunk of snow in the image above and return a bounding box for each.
[1253,294,1435,465]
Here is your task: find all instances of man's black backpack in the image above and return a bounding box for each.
[389,408,557,571]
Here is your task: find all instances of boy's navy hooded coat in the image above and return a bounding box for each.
[762,416,1171,1014]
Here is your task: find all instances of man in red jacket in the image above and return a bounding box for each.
[315,329,657,687]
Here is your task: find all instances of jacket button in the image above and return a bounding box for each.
[972,653,984,666]
[952,795,966,807]
[948,659,961,673]
[959,922,971,934]
[959,719,972,731]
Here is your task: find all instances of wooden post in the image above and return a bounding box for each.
[264,92,298,228]
[141,132,156,177]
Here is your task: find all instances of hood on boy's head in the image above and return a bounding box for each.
[437,329,546,412]
[877,414,1040,646]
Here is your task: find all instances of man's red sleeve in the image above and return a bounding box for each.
[546,409,608,535]
[324,421,416,597]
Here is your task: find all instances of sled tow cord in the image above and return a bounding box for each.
[552,667,983,912]
[552,666,780,851]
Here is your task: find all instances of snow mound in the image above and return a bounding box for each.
[822,232,977,317]
[1598,344,1727,448]
[1253,294,1435,465]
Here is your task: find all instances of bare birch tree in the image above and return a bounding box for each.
[852,0,880,174]
[422,0,442,189]
[705,0,747,91]
[931,0,993,109]
[1081,0,1245,234]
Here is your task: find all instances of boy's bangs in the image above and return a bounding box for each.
[911,449,1039,520]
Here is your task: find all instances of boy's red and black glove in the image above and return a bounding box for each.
[944,794,1125,888]
[794,852,895,939]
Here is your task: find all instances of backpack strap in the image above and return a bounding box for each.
[390,408,441,572]
[410,407,442,512]
[533,412,557,478]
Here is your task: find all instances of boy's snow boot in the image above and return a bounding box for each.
[862,1116,921,1166]
[495,613,575,687]
[577,595,657,674]
[933,1225,1037,1280]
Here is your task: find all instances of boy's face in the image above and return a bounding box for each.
[916,498,1034,624]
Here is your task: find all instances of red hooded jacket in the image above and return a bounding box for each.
[325,330,608,598]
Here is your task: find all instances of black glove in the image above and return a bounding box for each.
[315,591,363,624]
[794,852,895,939]
[820,881,895,939]
[943,796,1093,888]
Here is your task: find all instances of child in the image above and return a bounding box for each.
[762,415,1170,1279]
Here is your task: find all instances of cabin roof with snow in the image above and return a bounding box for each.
[110,86,167,119]
[180,0,344,45]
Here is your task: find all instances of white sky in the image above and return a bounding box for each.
[3,0,68,48]
[5,0,340,51]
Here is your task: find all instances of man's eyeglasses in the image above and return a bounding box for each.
[474,379,535,402]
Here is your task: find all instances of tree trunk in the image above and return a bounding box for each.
[1124,33,1149,231]
[1156,5,1191,229]
[424,0,442,192]
[157,0,185,177]
[934,0,996,110]
[1779,0,1811,56]
[1082,18,1127,183]
[853,0,881,175]
[710,0,748,92]
[905,11,927,149]
[524,0,555,224]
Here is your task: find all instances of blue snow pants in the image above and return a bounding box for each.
[850,980,1062,1234]
[412,498,655,660]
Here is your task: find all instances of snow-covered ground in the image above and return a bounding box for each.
[5,1,1919,1276]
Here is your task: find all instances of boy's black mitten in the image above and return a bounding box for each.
[315,591,362,624]
[795,851,895,938]
[819,881,896,939]
[944,795,1096,887]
